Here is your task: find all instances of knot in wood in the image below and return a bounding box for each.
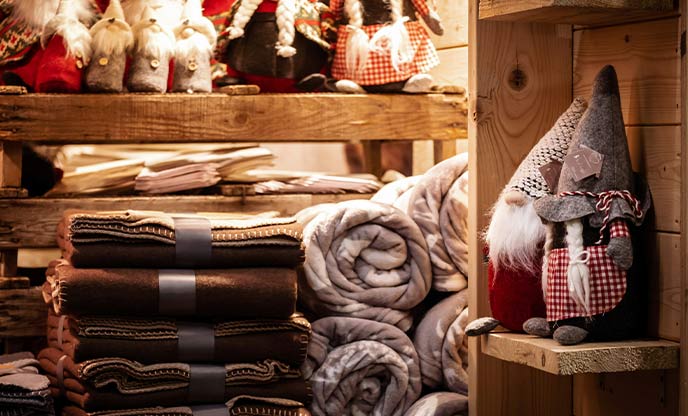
[508,67,528,91]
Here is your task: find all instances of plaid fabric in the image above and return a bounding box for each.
[411,0,430,16]
[331,20,438,85]
[546,245,627,322]
[609,219,630,239]
[0,15,40,66]
[329,0,432,19]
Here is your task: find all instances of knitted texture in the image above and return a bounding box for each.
[507,97,587,199]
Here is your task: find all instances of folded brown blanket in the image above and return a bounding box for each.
[44,260,297,319]
[47,312,310,366]
[58,210,304,268]
[38,348,310,411]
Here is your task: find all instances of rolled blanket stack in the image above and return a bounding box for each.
[40,210,312,416]
[0,352,54,416]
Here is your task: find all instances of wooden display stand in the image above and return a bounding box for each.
[469,0,685,415]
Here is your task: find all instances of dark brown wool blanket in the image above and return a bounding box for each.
[43,260,298,319]
[47,312,310,366]
[38,348,310,411]
[57,210,304,268]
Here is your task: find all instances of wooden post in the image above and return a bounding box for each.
[433,139,457,165]
[467,1,574,414]
[412,141,435,175]
[362,140,383,178]
[680,0,688,414]
[0,141,21,189]
[0,250,18,277]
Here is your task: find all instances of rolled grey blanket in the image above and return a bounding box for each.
[403,392,468,416]
[303,317,422,416]
[299,200,432,331]
[372,176,421,213]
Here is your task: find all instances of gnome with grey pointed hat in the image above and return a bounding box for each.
[523,65,652,345]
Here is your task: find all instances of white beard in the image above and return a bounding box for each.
[123,0,184,28]
[175,30,212,63]
[133,23,175,58]
[91,21,134,56]
[12,0,94,29]
[485,194,546,272]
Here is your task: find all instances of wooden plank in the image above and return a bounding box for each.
[0,93,467,143]
[626,126,681,233]
[0,141,22,188]
[433,139,457,164]
[412,140,434,175]
[0,287,46,338]
[479,0,674,25]
[362,141,383,178]
[0,194,373,248]
[0,277,29,289]
[431,0,469,49]
[680,0,688,414]
[468,0,574,413]
[0,250,17,277]
[573,18,681,126]
[482,333,680,375]
[647,232,681,341]
[430,47,469,91]
[573,370,679,415]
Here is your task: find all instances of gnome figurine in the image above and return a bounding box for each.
[523,65,652,346]
[213,0,334,92]
[465,97,588,336]
[122,0,184,29]
[127,5,176,92]
[329,0,443,93]
[172,0,217,92]
[85,0,133,92]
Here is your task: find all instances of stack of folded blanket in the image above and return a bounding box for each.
[0,352,54,416]
[40,210,312,416]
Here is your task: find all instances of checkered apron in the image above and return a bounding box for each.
[331,20,439,85]
[546,219,630,322]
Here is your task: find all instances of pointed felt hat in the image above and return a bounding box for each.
[534,65,650,227]
[103,0,126,21]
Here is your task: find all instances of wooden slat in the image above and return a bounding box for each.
[412,140,435,175]
[482,333,680,375]
[0,141,22,188]
[0,193,372,248]
[627,126,681,233]
[680,0,688,414]
[0,93,467,143]
[573,370,679,415]
[431,0,469,49]
[0,250,17,277]
[573,18,681,126]
[430,47,469,90]
[647,233,681,342]
[479,0,674,25]
[0,287,46,338]
[468,1,574,413]
[362,141,383,178]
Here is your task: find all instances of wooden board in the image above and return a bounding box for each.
[647,233,681,341]
[482,333,680,375]
[573,369,679,415]
[479,0,674,25]
[0,287,46,338]
[0,193,372,248]
[0,142,21,188]
[681,0,688,414]
[467,3,574,413]
[0,93,467,143]
[573,18,680,126]
[626,126,681,233]
[431,0,469,49]
[430,47,469,91]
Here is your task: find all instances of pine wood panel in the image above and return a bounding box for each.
[573,370,679,416]
[627,126,681,233]
[483,333,679,375]
[430,47,469,90]
[680,1,688,414]
[573,18,680,126]
[479,0,674,24]
[431,0,469,49]
[0,193,372,249]
[468,1,574,413]
[0,287,46,338]
[647,232,681,341]
[0,93,468,143]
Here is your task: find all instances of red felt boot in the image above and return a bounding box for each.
[35,34,85,93]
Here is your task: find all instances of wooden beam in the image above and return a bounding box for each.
[479,0,675,25]
[482,333,680,375]
[0,93,467,143]
[0,193,373,249]
[468,0,574,413]
[0,287,46,338]
[0,141,22,188]
[432,0,469,49]
[0,250,17,277]
[362,141,383,178]
[647,233,682,341]
[680,0,688,414]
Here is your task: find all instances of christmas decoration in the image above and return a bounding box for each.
[172,0,216,92]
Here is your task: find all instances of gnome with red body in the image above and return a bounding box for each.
[523,65,652,345]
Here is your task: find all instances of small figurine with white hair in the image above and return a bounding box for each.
[86,0,133,92]
[172,0,217,92]
[127,5,176,92]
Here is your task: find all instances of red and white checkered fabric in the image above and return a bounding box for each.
[331,21,439,85]
[546,245,627,322]
[609,219,630,239]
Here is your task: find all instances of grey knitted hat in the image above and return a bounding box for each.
[534,65,651,226]
[507,97,587,199]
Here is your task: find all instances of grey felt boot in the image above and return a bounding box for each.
[553,325,588,345]
[465,317,500,336]
[523,317,552,338]
[127,51,170,93]
[172,49,212,93]
[86,51,127,92]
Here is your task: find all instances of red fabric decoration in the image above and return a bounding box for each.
[1,46,43,88]
[35,35,84,93]
[487,253,546,332]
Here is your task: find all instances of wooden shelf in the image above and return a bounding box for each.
[0,193,371,249]
[0,93,467,144]
[478,0,675,25]
[482,333,679,375]
[0,287,46,338]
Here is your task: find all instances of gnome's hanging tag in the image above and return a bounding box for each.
[563,145,604,181]
[538,160,563,192]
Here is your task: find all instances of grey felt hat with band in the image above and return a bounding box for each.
[534,65,651,226]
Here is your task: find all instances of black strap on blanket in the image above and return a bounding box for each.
[190,405,230,416]
[178,323,215,362]
[173,216,212,267]
[158,270,196,316]
[188,364,226,403]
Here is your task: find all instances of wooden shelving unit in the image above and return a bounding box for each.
[482,333,680,375]
[478,0,675,25]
